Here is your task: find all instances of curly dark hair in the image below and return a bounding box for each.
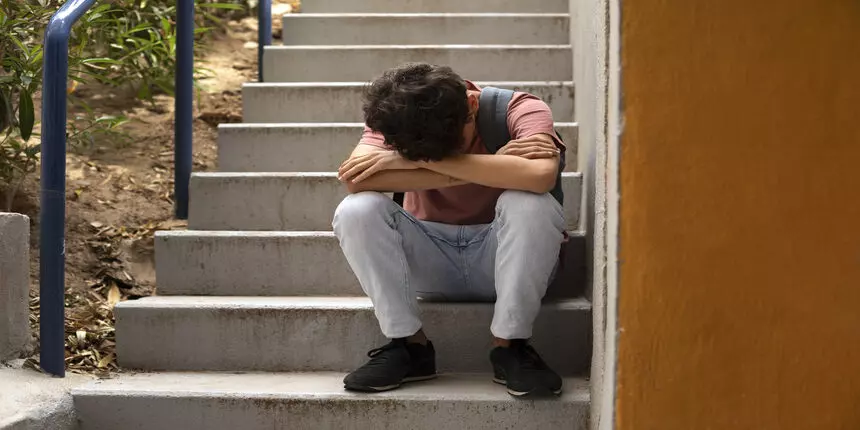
[362,63,471,161]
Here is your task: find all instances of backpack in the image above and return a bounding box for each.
[393,86,565,207]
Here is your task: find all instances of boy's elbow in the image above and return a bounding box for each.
[528,163,558,194]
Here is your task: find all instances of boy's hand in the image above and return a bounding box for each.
[497,137,560,159]
[338,150,418,183]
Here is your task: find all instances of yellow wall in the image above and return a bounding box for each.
[616,1,860,429]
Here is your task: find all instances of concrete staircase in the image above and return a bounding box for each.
[72,1,591,428]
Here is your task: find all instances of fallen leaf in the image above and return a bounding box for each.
[97,353,115,368]
[107,284,121,308]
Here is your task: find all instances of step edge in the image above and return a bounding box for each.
[243,81,575,88]
[283,13,571,18]
[264,44,573,50]
[155,230,586,238]
[191,171,582,178]
[218,122,579,129]
[115,296,592,310]
[72,372,589,400]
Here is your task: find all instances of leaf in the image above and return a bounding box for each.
[97,352,114,368]
[18,89,34,142]
[107,283,121,308]
[24,143,40,157]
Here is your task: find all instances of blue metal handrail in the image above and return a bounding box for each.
[40,0,273,377]
[258,0,272,82]
[40,0,99,378]
[173,0,272,218]
[174,0,194,219]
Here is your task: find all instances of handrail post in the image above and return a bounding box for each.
[258,0,272,82]
[174,0,194,219]
[40,0,98,378]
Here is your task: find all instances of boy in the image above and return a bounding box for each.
[333,62,566,397]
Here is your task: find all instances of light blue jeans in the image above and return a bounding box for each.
[332,190,566,340]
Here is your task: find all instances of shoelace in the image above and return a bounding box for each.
[367,340,404,358]
[361,340,408,369]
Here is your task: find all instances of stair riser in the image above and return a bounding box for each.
[187,173,582,231]
[217,123,579,172]
[155,232,585,298]
[263,47,572,82]
[115,301,591,374]
[155,233,357,296]
[243,82,575,123]
[75,395,588,430]
[300,0,569,13]
[281,15,570,45]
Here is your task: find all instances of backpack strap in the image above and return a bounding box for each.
[477,86,516,154]
[478,86,565,205]
[392,191,404,207]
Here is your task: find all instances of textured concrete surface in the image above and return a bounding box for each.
[217,122,579,173]
[572,0,613,427]
[0,213,30,361]
[242,81,576,123]
[154,231,359,296]
[74,372,589,430]
[263,45,572,82]
[115,296,591,375]
[0,367,91,430]
[301,0,569,13]
[155,230,586,297]
[281,13,570,45]
[187,172,582,231]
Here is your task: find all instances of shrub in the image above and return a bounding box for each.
[0,0,247,210]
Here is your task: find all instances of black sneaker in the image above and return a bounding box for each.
[490,339,563,397]
[343,339,436,392]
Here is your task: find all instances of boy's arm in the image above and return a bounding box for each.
[417,136,560,194]
[339,144,467,194]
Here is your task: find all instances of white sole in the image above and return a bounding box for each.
[493,376,563,397]
[345,373,437,392]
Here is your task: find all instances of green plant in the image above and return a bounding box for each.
[0,0,247,210]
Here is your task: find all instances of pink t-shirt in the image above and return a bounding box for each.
[359,81,564,225]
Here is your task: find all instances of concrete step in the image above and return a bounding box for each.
[74,372,589,430]
[281,14,570,45]
[262,45,572,82]
[243,81,575,123]
[188,172,582,231]
[217,122,579,172]
[114,296,592,374]
[299,0,569,14]
[154,231,586,298]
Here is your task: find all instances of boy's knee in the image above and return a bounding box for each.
[332,191,393,231]
[495,190,563,224]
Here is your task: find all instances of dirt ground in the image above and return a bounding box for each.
[8,3,296,375]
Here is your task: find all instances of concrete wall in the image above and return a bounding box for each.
[0,213,30,361]
[571,0,614,428]
[615,1,860,429]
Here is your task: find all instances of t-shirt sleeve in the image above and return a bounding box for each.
[506,94,565,150]
[359,125,391,149]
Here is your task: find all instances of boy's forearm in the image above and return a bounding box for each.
[344,168,467,193]
[419,154,557,193]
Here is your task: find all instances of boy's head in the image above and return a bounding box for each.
[362,63,475,161]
